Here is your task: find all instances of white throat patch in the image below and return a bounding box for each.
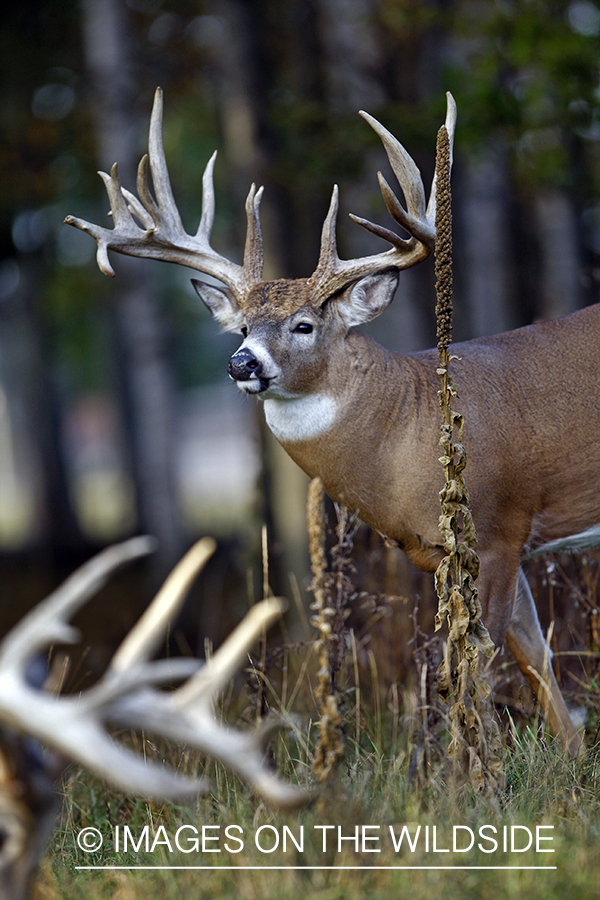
[264,394,338,442]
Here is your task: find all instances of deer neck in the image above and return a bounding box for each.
[263,392,338,443]
[264,328,436,436]
[263,330,379,442]
[262,330,442,558]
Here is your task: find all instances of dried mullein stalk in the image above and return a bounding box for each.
[433,123,503,794]
[307,478,347,784]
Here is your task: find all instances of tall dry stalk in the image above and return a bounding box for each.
[307,478,344,783]
[433,123,504,794]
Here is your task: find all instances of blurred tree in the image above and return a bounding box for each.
[0,2,89,559]
[0,0,599,622]
[79,0,184,577]
[446,0,600,328]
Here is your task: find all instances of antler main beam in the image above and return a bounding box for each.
[65,87,264,302]
[0,537,308,807]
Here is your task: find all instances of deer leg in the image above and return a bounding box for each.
[506,568,583,757]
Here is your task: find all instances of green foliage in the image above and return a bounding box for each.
[3,0,600,403]
[446,0,600,189]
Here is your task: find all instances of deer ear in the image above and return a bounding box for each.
[192,279,245,333]
[334,271,399,327]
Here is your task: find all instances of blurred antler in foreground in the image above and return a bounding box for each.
[0,537,310,899]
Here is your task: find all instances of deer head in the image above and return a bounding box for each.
[65,88,455,404]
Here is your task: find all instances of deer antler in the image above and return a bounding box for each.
[0,536,308,807]
[310,92,457,299]
[66,88,455,305]
[64,87,264,303]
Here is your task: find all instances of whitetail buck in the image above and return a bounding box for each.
[0,537,307,899]
[66,87,600,757]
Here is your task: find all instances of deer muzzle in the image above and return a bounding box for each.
[228,348,262,382]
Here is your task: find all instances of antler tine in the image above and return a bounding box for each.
[146,85,185,234]
[110,537,216,672]
[0,536,156,670]
[359,110,428,229]
[311,93,456,300]
[65,87,264,302]
[426,91,457,224]
[175,596,284,711]
[172,596,311,808]
[196,149,218,241]
[111,596,312,809]
[242,183,265,285]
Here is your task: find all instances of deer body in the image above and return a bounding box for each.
[227,281,600,641]
[264,327,446,570]
[233,295,598,756]
[66,88,591,754]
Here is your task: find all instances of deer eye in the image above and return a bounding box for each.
[293,322,313,334]
[241,325,248,338]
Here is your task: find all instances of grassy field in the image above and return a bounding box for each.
[30,525,600,899]
[37,657,600,900]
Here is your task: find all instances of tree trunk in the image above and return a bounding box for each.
[459,149,515,338]
[80,0,183,577]
[533,186,582,320]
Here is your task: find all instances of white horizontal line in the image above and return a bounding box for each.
[76,865,557,871]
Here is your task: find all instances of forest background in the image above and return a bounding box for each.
[1,0,600,670]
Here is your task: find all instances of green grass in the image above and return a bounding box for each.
[38,684,600,900]
[33,538,600,899]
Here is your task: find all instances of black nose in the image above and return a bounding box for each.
[228,348,261,381]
